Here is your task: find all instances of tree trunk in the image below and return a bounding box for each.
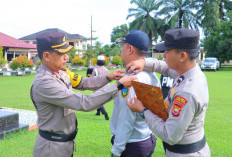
[219,2,225,21]
[178,9,184,28]
[148,31,153,53]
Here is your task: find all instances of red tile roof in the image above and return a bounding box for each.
[0,32,36,49]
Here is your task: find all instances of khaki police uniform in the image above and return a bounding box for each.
[92,65,110,117]
[143,58,211,157]
[31,64,118,157]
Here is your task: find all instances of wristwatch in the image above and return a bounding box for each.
[139,108,148,119]
[116,81,124,90]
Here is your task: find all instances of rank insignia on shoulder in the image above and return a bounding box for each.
[171,88,175,95]
[171,96,188,117]
[121,88,129,99]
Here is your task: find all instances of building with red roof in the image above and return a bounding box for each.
[0,32,36,62]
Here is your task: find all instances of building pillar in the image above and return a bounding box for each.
[74,41,77,49]
[4,49,7,61]
[28,51,31,59]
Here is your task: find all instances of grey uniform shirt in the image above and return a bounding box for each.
[143,58,211,157]
[110,71,160,156]
[31,64,118,157]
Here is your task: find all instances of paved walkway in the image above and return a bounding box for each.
[1,108,37,125]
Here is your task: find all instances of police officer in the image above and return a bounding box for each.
[126,28,211,157]
[92,55,110,120]
[31,31,136,157]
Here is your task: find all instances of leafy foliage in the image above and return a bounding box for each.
[156,0,200,30]
[36,60,41,67]
[10,55,34,70]
[203,11,232,64]
[127,0,159,47]
[0,44,8,66]
[72,56,85,66]
[111,55,123,65]
[110,24,129,42]
[196,0,219,35]
[67,48,79,63]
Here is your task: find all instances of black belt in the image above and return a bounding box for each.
[39,128,78,142]
[163,135,206,154]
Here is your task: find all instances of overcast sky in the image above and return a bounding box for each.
[0,0,134,45]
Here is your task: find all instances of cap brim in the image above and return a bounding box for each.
[54,44,73,53]
[155,42,174,52]
[115,38,125,44]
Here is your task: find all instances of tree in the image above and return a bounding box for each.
[67,48,78,63]
[111,55,123,65]
[83,44,97,67]
[102,44,121,57]
[156,0,200,30]
[195,0,232,36]
[196,0,219,35]
[0,44,7,67]
[152,18,171,41]
[203,11,232,64]
[218,0,232,22]
[127,0,159,49]
[111,24,129,42]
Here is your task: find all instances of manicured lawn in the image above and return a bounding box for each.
[0,67,231,156]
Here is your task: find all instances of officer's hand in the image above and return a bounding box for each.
[127,97,146,113]
[118,75,137,89]
[107,69,126,81]
[64,68,82,88]
[126,58,145,74]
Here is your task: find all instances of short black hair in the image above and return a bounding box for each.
[97,60,105,66]
[133,46,147,56]
[38,50,43,60]
[176,46,200,61]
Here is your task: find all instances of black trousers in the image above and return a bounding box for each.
[111,134,156,157]
[96,106,107,115]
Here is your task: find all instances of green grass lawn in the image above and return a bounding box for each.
[0,67,231,157]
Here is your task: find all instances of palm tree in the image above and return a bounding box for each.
[156,0,201,30]
[195,0,232,36]
[195,0,219,35]
[127,0,159,49]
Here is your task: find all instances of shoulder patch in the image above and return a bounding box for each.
[121,88,129,99]
[171,96,188,117]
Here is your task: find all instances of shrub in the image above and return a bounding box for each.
[37,60,41,67]
[111,55,123,65]
[105,56,110,66]
[72,56,85,66]
[91,58,97,66]
[0,56,7,67]
[10,55,34,70]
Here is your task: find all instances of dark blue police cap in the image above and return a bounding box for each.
[36,31,73,54]
[115,30,149,51]
[155,28,199,51]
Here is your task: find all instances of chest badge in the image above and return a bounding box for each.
[121,88,129,99]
